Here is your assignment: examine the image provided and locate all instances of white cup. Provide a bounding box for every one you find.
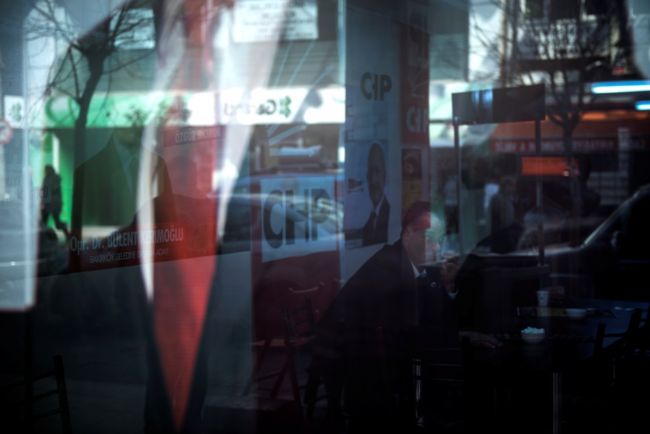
[537,290,550,307]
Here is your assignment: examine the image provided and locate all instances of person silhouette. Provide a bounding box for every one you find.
[313,202,491,433]
[41,165,69,238]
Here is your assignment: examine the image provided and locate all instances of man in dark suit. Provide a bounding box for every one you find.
[340,202,456,333]
[362,142,391,245]
[315,201,464,431]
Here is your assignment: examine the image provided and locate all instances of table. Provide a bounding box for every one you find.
[418,298,647,434]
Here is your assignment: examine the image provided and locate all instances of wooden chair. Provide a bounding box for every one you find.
[604,307,650,391]
[244,284,324,415]
[412,346,465,431]
[563,310,644,432]
[620,303,650,358]
[0,355,72,434]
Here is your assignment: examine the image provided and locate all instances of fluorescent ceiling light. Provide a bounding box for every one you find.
[635,101,650,111]
[591,81,650,94]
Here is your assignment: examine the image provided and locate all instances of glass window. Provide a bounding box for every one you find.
[1,1,649,432]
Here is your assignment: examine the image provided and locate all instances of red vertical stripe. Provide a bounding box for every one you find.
[152,1,226,430]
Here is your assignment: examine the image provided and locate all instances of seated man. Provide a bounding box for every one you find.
[313,201,498,432]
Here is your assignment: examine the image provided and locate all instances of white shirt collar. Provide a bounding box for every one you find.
[372,194,385,215]
[411,260,425,279]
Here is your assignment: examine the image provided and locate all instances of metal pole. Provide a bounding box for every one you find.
[25,309,34,431]
[552,371,562,434]
[54,355,73,434]
[535,118,544,266]
[453,118,463,257]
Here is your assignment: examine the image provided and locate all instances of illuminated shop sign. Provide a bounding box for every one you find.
[43,87,344,128]
[43,91,216,128]
[217,87,345,125]
[521,156,577,176]
[491,137,650,153]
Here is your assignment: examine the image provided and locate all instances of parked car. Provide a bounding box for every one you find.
[461,185,650,301]
[549,184,650,300]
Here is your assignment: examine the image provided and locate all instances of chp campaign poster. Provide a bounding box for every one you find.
[251,175,341,340]
[343,140,392,247]
[344,2,401,249]
[400,1,429,147]
[259,176,338,263]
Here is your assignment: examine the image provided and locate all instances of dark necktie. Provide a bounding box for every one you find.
[369,211,377,232]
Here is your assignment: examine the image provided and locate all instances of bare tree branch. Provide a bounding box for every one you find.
[103,49,154,74]
[32,0,80,50]
[68,48,81,100]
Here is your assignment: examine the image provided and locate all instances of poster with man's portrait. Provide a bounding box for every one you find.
[344,140,392,248]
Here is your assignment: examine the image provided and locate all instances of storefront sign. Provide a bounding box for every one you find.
[453,84,545,125]
[217,87,344,125]
[491,137,650,153]
[44,88,344,128]
[44,91,216,128]
[521,156,577,176]
[233,0,318,43]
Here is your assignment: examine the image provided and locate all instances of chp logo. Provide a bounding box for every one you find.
[260,177,338,262]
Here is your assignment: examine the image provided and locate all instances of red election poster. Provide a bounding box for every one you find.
[400,2,430,210]
[400,6,429,147]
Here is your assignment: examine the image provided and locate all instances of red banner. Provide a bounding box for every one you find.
[400,21,429,146]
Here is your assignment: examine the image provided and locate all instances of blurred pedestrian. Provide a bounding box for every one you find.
[41,165,69,238]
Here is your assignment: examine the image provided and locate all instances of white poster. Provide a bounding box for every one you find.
[344,5,401,249]
[260,176,338,262]
[4,96,25,129]
[233,0,318,43]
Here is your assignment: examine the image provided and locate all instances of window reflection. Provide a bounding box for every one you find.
[0,0,649,433]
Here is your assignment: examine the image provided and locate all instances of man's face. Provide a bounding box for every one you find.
[403,212,431,266]
[367,146,386,207]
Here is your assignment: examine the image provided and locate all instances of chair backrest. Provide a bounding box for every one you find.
[638,304,650,354]
[593,309,643,360]
[283,283,324,344]
[594,322,607,355]
[592,309,645,391]
[620,308,644,360]
[414,347,464,384]
[283,297,317,344]
[0,355,72,434]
